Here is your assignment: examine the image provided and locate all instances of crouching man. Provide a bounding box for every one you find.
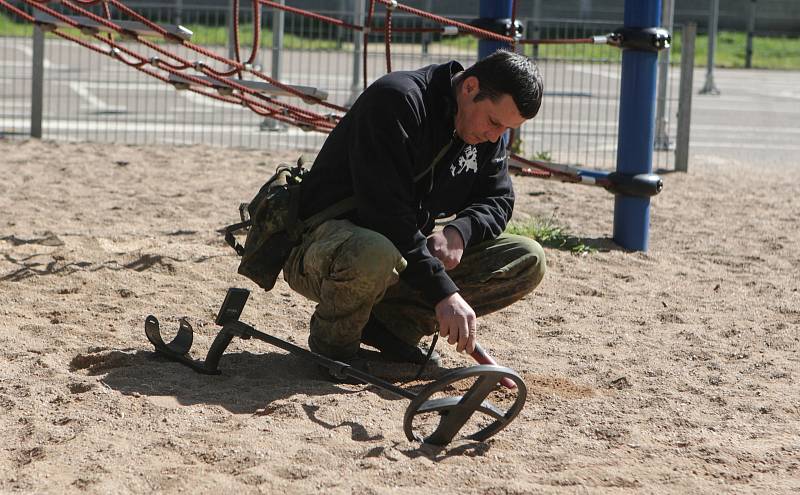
[283,50,547,378]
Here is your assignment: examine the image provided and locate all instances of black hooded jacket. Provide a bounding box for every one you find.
[297,61,515,304]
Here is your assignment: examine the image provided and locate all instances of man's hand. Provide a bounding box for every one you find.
[427,226,465,271]
[435,292,477,353]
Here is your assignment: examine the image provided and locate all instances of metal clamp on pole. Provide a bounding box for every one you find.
[605,172,663,197]
[610,26,671,51]
[468,17,524,40]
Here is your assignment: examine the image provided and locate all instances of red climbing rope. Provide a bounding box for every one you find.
[3,0,623,137]
[259,0,363,31]
[373,0,514,44]
[384,3,394,73]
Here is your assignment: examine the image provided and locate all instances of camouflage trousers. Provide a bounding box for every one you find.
[283,219,546,360]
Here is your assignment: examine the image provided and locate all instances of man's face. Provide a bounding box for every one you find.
[454,76,527,145]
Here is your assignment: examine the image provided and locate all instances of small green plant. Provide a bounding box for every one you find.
[506,217,594,254]
[533,150,552,162]
[508,135,524,155]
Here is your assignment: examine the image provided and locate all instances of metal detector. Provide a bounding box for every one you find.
[144,288,527,446]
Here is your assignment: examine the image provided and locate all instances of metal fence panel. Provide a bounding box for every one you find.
[0,3,680,171]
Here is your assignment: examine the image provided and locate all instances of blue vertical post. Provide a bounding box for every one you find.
[613,0,661,251]
[478,0,514,148]
[478,0,513,59]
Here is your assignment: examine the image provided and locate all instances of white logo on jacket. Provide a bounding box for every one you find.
[450,145,478,176]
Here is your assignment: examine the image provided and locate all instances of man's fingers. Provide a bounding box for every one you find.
[441,322,457,345]
[456,319,470,353]
[466,331,476,354]
[456,328,465,352]
[466,318,477,354]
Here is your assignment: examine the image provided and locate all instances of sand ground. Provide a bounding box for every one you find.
[0,138,798,494]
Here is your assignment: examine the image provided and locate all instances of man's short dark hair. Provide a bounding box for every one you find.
[460,50,543,119]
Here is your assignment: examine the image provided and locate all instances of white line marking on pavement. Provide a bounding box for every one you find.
[570,66,620,80]
[67,82,127,113]
[14,46,69,70]
[777,90,800,100]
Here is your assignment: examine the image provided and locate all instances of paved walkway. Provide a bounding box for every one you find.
[688,67,800,167]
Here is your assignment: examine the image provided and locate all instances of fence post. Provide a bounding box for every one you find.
[271,0,284,79]
[260,0,287,131]
[227,0,236,60]
[612,0,661,251]
[530,0,542,58]
[478,0,513,59]
[31,25,45,139]
[174,0,183,25]
[675,22,696,173]
[337,0,346,48]
[654,0,674,150]
[421,0,433,55]
[745,0,757,68]
[699,0,720,94]
[348,0,365,106]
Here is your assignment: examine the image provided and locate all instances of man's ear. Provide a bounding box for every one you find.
[462,76,480,97]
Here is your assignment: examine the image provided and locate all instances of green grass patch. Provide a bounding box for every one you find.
[506,217,594,254]
[439,35,477,51]
[669,30,800,69]
[1,13,33,36]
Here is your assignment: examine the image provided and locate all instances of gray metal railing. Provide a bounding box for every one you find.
[1,3,686,171]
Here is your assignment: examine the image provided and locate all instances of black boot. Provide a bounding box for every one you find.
[361,315,441,367]
[310,335,378,384]
[317,348,381,385]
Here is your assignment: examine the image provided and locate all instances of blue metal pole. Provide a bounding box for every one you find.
[613,0,661,251]
[478,0,513,59]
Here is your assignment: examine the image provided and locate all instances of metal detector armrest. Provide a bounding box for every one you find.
[215,288,250,326]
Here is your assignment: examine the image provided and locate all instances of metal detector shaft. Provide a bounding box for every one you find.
[470,343,517,389]
[226,321,416,400]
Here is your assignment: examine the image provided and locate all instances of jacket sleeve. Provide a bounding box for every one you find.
[446,143,515,248]
[348,87,459,304]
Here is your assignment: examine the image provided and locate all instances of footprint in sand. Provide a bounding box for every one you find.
[69,348,136,375]
[1,231,64,247]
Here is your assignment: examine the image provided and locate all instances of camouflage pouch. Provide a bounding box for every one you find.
[226,164,304,291]
[224,159,357,292]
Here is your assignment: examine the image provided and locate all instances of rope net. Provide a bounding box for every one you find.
[1,0,622,179]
